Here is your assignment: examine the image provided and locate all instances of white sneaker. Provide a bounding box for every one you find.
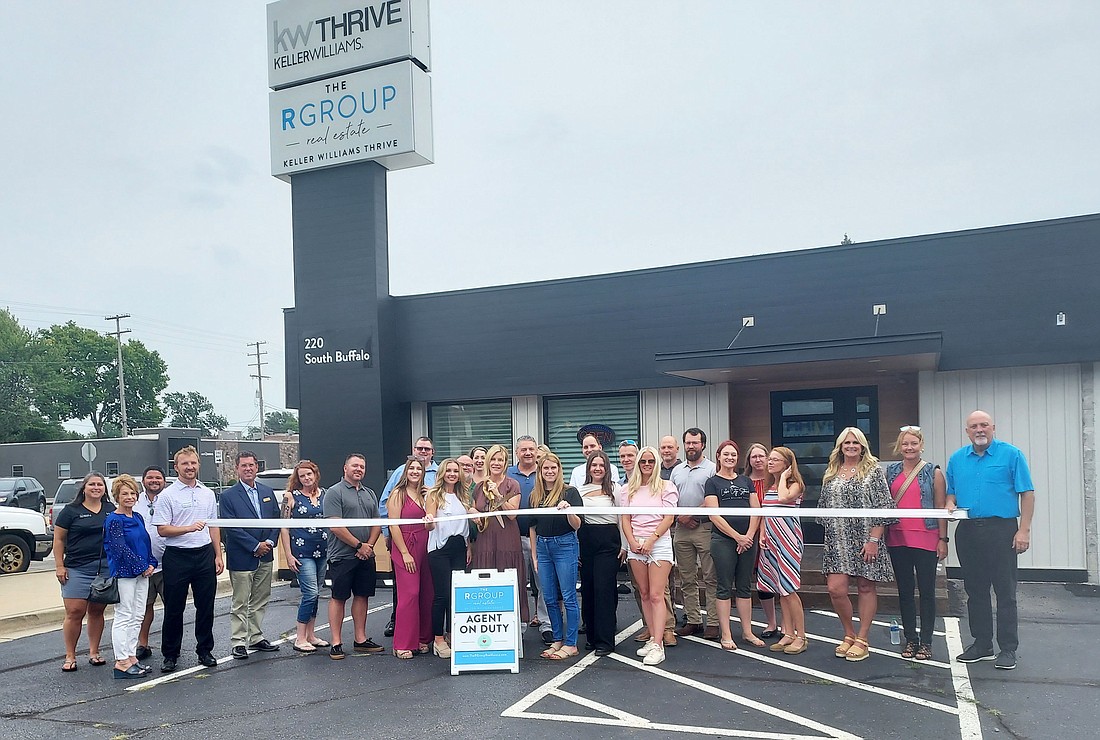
[636,640,658,657]
[642,644,666,666]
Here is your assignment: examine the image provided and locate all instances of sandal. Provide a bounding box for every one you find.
[417,644,430,655]
[546,647,578,661]
[835,635,857,658]
[915,644,933,661]
[901,641,919,659]
[541,642,563,659]
[720,639,737,651]
[783,636,809,655]
[293,641,317,653]
[62,660,78,673]
[393,649,414,659]
[769,636,794,652]
[761,627,782,639]
[845,637,870,662]
[88,655,106,666]
[308,639,330,648]
[742,633,766,648]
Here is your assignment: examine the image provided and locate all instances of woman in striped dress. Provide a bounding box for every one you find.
[757,446,808,655]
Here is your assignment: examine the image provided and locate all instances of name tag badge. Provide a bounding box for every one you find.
[181,501,193,509]
[262,497,272,503]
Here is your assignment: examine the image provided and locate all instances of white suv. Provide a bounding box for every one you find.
[0,507,52,574]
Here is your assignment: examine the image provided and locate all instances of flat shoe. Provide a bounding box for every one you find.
[309,639,330,648]
[720,639,737,651]
[293,642,317,653]
[88,656,106,666]
[761,628,782,639]
[541,643,563,658]
[546,647,578,660]
[61,660,78,673]
[743,634,766,648]
[784,637,809,655]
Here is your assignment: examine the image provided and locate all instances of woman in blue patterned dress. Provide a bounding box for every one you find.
[757,447,808,655]
[280,460,330,653]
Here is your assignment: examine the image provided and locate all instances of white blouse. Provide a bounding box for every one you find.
[427,492,470,553]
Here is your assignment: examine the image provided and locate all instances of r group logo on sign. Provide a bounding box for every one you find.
[269,60,433,178]
[267,0,431,89]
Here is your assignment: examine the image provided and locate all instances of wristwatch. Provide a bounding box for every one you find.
[355,540,365,550]
[939,537,950,543]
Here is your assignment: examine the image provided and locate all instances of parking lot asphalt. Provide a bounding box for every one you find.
[0,580,1096,740]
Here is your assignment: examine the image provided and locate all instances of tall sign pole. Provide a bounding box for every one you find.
[267,0,434,488]
[248,340,269,439]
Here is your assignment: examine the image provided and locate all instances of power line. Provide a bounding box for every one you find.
[248,341,269,439]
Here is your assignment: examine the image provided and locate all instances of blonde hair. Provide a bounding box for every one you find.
[111,474,140,503]
[426,458,470,513]
[530,453,566,508]
[892,427,925,455]
[625,446,665,501]
[822,427,879,484]
[484,444,509,473]
[173,445,199,464]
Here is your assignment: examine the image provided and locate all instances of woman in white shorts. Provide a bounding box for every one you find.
[617,446,678,666]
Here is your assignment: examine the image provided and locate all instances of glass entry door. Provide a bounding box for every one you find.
[769,386,878,543]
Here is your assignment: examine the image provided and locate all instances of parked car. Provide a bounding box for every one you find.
[0,506,52,574]
[0,477,48,514]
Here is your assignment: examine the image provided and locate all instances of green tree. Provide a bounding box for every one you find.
[32,322,168,437]
[162,391,229,437]
[246,410,299,438]
[0,309,73,442]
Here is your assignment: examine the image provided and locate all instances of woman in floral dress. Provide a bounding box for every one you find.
[819,427,897,662]
[280,460,330,653]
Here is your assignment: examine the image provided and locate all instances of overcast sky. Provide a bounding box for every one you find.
[2,1,1097,436]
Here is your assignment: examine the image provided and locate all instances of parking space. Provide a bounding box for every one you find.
[1,583,1096,739]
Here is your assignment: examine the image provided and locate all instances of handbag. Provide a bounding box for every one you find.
[88,553,120,605]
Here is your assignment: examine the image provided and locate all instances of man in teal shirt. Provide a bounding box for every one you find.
[946,410,1035,670]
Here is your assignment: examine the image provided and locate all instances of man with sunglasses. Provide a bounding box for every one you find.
[379,437,438,637]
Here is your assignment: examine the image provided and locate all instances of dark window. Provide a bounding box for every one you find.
[58,462,71,479]
[771,386,879,544]
[11,465,23,477]
[105,461,120,477]
[544,393,640,474]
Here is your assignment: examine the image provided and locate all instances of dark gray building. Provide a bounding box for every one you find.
[283,186,1100,582]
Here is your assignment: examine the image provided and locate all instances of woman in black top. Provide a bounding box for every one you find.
[704,441,763,651]
[53,472,116,672]
[529,453,582,659]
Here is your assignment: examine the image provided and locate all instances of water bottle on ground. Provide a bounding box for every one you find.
[890,618,901,645]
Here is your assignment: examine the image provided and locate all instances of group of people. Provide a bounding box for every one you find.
[52,408,1034,676]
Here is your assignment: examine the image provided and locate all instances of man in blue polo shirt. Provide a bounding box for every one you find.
[946,410,1035,670]
[508,435,553,644]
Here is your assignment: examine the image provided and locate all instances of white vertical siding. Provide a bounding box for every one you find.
[511,395,542,443]
[918,364,1085,572]
[411,402,428,441]
[641,385,730,450]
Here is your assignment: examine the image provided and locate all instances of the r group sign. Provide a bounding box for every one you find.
[267,0,431,89]
[269,60,433,179]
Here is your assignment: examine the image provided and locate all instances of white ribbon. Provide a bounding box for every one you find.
[209,505,967,529]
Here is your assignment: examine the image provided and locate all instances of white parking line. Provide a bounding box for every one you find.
[683,635,957,714]
[809,609,947,637]
[126,602,392,692]
[944,617,984,739]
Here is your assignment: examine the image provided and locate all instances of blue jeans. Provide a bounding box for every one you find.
[537,532,580,647]
[296,557,327,624]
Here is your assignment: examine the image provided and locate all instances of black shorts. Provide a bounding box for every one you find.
[327,556,377,600]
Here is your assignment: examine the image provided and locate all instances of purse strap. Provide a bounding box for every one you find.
[892,461,928,505]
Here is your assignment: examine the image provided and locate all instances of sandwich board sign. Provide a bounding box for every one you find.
[451,568,521,675]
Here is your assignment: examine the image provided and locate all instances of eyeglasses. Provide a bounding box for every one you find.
[638,459,656,466]
[899,426,921,433]
[414,446,433,452]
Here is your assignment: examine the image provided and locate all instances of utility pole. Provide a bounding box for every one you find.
[248,341,269,440]
[105,314,131,436]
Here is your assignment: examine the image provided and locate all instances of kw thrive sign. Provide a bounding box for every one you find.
[267,0,431,89]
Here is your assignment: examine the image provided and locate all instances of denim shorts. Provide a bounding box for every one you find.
[626,533,674,565]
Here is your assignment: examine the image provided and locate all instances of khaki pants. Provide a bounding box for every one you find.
[229,561,273,647]
[673,522,717,626]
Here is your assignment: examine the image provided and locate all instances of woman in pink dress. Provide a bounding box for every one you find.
[388,458,434,659]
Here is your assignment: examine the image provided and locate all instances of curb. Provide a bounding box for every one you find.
[0,577,237,639]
